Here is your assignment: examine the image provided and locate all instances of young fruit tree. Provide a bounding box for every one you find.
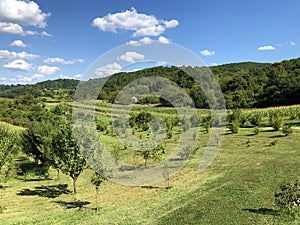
[90,172,107,211]
[52,120,86,193]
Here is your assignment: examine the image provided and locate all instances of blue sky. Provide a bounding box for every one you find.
[0,0,299,84]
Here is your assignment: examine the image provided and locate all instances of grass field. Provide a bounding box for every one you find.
[1,114,300,224]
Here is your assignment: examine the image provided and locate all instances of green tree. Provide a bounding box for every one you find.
[52,120,86,193]
[0,124,18,174]
[22,121,58,176]
[90,172,107,211]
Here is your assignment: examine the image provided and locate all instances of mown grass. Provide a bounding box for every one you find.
[1,112,300,224]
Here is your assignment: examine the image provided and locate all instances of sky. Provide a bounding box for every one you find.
[0,0,299,84]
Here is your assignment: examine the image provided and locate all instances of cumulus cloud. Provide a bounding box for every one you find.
[258,45,275,51]
[0,0,51,36]
[92,7,178,37]
[3,59,32,71]
[0,49,39,60]
[0,0,50,28]
[38,65,60,75]
[44,57,84,65]
[95,63,122,77]
[0,77,7,81]
[127,37,154,46]
[118,52,144,63]
[10,40,27,48]
[132,25,165,37]
[0,22,51,36]
[75,74,82,78]
[31,73,45,79]
[200,49,215,56]
[0,22,23,34]
[163,19,179,28]
[158,36,170,44]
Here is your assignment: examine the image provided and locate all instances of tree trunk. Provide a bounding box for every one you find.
[96,188,99,211]
[57,169,60,180]
[72,176,78,193]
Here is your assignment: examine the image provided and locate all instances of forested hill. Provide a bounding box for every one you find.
[0,57,300,108]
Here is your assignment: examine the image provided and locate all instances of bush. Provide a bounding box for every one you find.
[282,125,293,136]
[229,119,240,134]
[249,113,262,126]
[269,112,283,131]
[275,180,300,214]
[253,126,260,135]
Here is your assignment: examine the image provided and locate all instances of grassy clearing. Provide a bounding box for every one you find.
[1,120,300,224]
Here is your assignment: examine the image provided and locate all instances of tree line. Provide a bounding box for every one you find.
[0,57,300,109]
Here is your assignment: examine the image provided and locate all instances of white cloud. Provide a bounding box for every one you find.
[0,49,39,60]
[158,36,170,44]
[0,77,7,81]
[200,49,215,56]
[0,22,23,34]
[44,57,84,65]
[0,22,51,36]
[127,37,154,46]
[132,25,165,37]
[10,75,32,84]
[32,73,44,79]
[258,45,275,51]
[92,7,178,37]
[163,19,179,28]
[118,52,144,63]
[0,0,50,28]
[75,74,82,78]
[3,59,32,71]
[291,41,296,46]
[59,74,73,79]
[10,40,27,48]
[0,0,51,36]
[38,65,60,75]
[95,63,122,77]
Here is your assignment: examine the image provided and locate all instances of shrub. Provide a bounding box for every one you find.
[253,126,260,135]
[269,112,283,131]
[249,113,262,126]
[229,119,240,134]
[282,125,293,136]
[275,180,300,214]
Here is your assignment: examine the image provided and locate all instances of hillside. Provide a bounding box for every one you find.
[0,57,300,108]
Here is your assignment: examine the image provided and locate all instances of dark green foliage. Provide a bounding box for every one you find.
[275,180,300,213]
[1,57,300,108]
[21,121,56,172]
[135,111,152,131]
[282,125,293,136]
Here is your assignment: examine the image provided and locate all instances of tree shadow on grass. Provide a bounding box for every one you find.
[270,134,286,138]
[54,200,90,209]
[243,208,279,216]
[0,185,8,189]
[17,184,71,198]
